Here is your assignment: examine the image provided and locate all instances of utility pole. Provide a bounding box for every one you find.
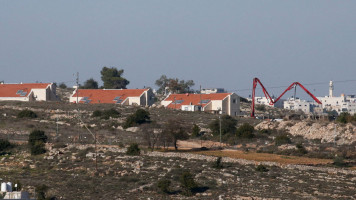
[200,85,202,111]
[76,72,80,142]
[219,115,222,148]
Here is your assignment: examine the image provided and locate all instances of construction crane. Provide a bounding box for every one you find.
[251,78,322,117]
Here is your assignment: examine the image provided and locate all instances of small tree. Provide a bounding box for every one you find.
[163,119,189,150]
[179,171,197,196]
[28,130,48,155]
[126,143,140,156]
[81,78,99,89]
[208,115,237,136]
[0,139,13,152]
[236,123,255,139]
[191,124,200,138]
[336,112,353,124]
[142,123,160,151]
[274,134,291,146]
[123,109,150,128]
[58,82,67,89]
[256,164,269,172]
[157,179,171,194]
[18,110,37,118]
[212,157,223,169]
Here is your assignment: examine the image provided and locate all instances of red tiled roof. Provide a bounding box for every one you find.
[0,83,51,98]
[71,89,148,104]
[164,93,232,109]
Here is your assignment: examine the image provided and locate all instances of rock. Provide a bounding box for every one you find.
[126,127,140,132]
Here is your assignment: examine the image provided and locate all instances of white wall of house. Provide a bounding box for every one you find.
[284,99,311,114]
[181,105,200,111]
[254,97,284,108]
[229,93,240,116]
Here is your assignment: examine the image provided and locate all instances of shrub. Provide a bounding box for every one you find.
[92,109,120,119]
[31,141,46,155]
[191,124,200,138]
[274,134,291,146]
[296,143,308,155]
[255,164,269,172]
[28,130,47,155]
[157,179,171,194]
[212,157,223,169]
[179,171,197,196]
[236,123,255,139]
[36,184,49,200]
[58,82,67,89]
[0,139,13,151]
[126,143,140,156]
[208,115,237,136]
[333,157,348,167]
[123,109,150,128]
[17,110,37,118]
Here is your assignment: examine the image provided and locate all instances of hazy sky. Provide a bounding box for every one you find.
[1,1,356,99]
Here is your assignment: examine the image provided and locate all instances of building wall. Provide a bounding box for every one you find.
[229,93,240,116]
[284,99,311,114]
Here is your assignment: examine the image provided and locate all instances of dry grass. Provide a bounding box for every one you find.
[193,149,333,165]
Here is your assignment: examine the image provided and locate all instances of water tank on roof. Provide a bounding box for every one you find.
[1,182,7,192]
[7,182,12,192]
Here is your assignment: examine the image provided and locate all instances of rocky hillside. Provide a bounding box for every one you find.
[256,120,356,145]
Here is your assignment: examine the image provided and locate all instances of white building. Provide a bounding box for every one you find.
[201,88,225,94]
[317,81,356,114]
[0,83,58,102]
[284,98,313,114]
[253,97,285,108]
[161,93,240,116]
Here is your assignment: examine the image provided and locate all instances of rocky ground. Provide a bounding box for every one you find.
[0,144,355,199]
[0,101,356,199]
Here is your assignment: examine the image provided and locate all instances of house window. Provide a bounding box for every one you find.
[233,99,237,104]
[184,107,188,111]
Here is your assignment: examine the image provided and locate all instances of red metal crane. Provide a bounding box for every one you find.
[251,78,322,117]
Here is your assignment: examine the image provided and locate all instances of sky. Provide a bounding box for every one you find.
[1,1,356,99]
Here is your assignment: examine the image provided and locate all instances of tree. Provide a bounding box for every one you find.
[0,139,13,152]
[35,184,49,200]
[336,112,353,124]
[101,67,130,89]
[163,119,189,150]
[157,179,171,194]
[141,123,161,151]
[28,130,48,155]
[191,124,201,138]
[208,115,237,136]
[123,109,150,128]
[155,75,194,94]
[58,82,67,89]
[18,110,37,118]
[179,171,198,196]
[236,123,255,139]
[126,143,140,156]
[81,78,98,89]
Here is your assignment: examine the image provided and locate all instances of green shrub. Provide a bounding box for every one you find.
[208,115,237,136]
[92,109,120,119]
[123,109,150,128]
[255,164,269,172]
[191,124,200,138]
[236,123,255,139]
[274,134,291,146]
[17,109,37,118]
[157,179,171,194]
[179,171,198,196]
[126,143,140,156]
[28,130,47,155]
[0,139,13,151]
[31,141,46,155]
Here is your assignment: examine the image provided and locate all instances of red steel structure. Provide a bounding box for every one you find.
[251,78,322,117]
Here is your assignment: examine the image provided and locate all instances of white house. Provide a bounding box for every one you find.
[284,98,313,114]
[0,83,58,102]
[69,88,155,106]
[161,93,240,116]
